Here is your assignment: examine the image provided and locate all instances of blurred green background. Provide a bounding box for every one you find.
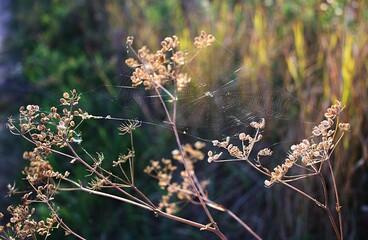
[0,0,367,239]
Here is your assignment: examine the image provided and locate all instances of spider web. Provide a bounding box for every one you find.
[175,66,314,138]
[81,45,323,152]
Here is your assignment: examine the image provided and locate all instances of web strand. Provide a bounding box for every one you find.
[80,42,323,148]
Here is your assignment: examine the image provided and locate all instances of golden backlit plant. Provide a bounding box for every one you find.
[206,100,349,239]
[1,32,349,240]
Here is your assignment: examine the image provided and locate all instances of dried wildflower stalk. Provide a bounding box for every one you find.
[145,142,261,239]
[3,89,212,239]
[2,31,349,240]
[125,31,261,239]
[207,101,348,240]
[124,31,233,239]
[2,32,238,240]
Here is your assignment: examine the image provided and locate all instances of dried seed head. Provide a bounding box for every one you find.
[118,120,141,135]
[338,123,350,131]
[194,141,205,149]
[324,100,343,119]
[212,140,220,146]
[194,31,215,49]
[207,150,213,157]
[250,118,265,129]
[172,51,186,65]
[125,58,140,67]
[176,73,191,91]
[264,179,272,187]
[239,133,246,140]
[208,152,222,163]
[161,36,179,51]
[312,127,321,136]
[126,36,134,45]
[171,149,180,156]
[258,148,273,156]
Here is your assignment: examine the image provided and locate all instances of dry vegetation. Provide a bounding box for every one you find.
[1,1,367,239]
[0,32,351,240]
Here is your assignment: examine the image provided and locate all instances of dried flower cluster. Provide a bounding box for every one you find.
[125,31,214,91]
[194,31,216,49]
[2,90,90,239]
[22,151,68,185]
[264,101,349,187]
[6,90,77,188]
[144,142,209,214]
[207,118,270,163]
[0,205,57,239]
[0,147,70,239]
[8,89,90,152]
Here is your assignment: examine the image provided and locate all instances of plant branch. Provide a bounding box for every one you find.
[327,159,343,240]
[205,200,262,240]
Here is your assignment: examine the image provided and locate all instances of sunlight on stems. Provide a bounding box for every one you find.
[206,100,348,239]
[2,30,352,240]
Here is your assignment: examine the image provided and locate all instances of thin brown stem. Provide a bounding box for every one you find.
[325,206,341,240]
[316,170,329,207]
[172,74,178,124]
[171,122,217,224]
[66,143,155,209]
[119,44,222,235]
[205,201,262,240]
[152,85,218,226]
[317,169,341,239]
[80,148,130,185]
[129,131,135,186]
[280,180,341,239]
[98,166,130,185]
[279,181,324,207]
[62,178,225,238]
[47,203,86,240]
[130,185,157,209]
[327,159,343,240]
[29,183,86,240]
